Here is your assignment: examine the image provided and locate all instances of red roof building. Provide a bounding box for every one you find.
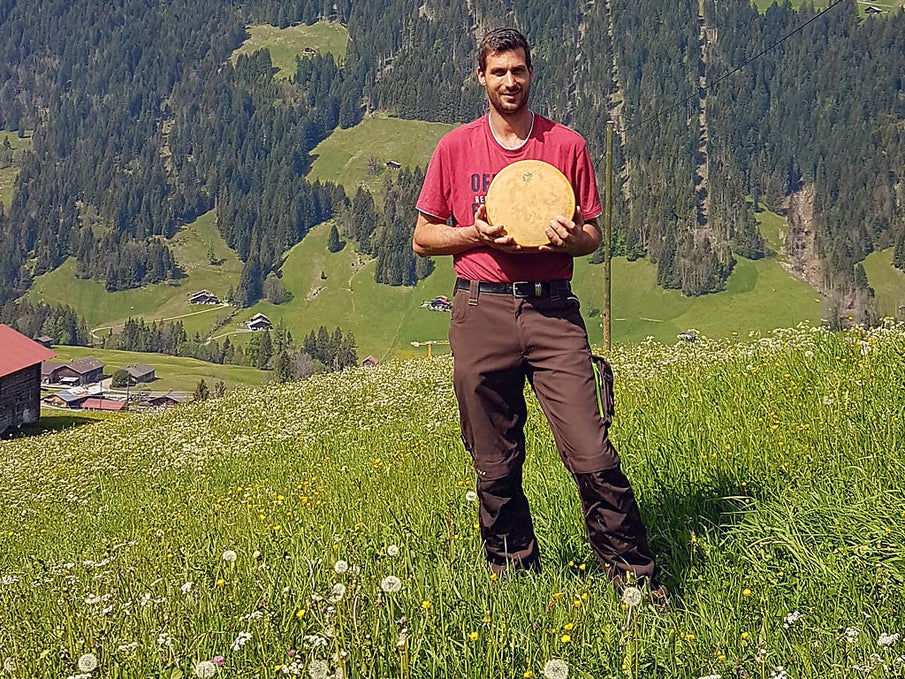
[82,398,127,412]
[0,324,57,434]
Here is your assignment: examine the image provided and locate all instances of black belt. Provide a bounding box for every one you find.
[454,278,571,299]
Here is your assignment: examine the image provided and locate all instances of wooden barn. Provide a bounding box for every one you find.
[0,324,57,435]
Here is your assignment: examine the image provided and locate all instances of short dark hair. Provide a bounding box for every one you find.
[477,28,531,72]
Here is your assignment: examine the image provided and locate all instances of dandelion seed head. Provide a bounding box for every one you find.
[77,653,98,672]
[307,658,330,679]
[386,544,399,557]
[543,658,569,679]
[621,586,643,608]
[222,550,238,563]
[380,575,402,593]
[194,660,217,678]
[329,582,346,602]
[333,560,349,574]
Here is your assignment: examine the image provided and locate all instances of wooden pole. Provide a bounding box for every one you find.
[603,120,614,354]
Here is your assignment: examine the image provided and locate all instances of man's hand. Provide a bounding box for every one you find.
[473,204,522,253]
[538,206,600,256]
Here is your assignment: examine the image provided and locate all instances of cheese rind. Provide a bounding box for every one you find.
[485,160,576,248]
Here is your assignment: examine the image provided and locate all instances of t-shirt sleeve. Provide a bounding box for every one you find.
[574,142,603,221]
[416,140,452,220]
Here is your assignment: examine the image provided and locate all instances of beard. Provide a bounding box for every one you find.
[486,82,531,115]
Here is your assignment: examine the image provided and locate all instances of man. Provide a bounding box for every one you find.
[413,28,660,591]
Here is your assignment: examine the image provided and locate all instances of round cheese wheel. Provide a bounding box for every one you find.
[485,160,576,248]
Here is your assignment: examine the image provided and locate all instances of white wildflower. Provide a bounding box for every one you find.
[329,583,346,603]
[879,632,900,649]
[181,581,193,594]
[252,550,262,560]
[194,660,217,678]
[783,610,802,628]
[3,658,17,673]
[302,635,328,648]
[543,658,569,679]
[1,576,19,586]
[769,666,788,679]
[230,631,252,651]
[85,593,101,605]
[621,586,643,608]
[116,642,138,652]
[77,653,98,672]
[844,627,860,644]
[222,550,238,563]
[156,632,173,648]
[699,675,722,679]
[140,592,152,607]
[333,560,349,574]
[308,659,330,679]
[386,545,400,557]
[380,575,402,593]
[465,491,478,502]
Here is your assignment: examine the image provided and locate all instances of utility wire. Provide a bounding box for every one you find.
[634,0,848,128]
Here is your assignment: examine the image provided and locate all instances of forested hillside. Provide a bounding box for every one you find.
[0,0,902,324]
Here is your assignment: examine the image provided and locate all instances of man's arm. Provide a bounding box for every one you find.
[412,205,522,257]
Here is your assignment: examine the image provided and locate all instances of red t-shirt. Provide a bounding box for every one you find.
[416,113,602,283]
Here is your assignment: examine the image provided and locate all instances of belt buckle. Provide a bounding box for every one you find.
[511,281,543,298]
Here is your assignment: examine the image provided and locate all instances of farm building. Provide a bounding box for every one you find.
[82,398,127,412]
[0,324,57,435]
[190,290,220,305]
[361,355,379,368]
[41,361,67,384]
[147,392,186,409]
[53,357,105,385]
[33,335,53,348]
[125,363,155,384]
[247,313,272,331]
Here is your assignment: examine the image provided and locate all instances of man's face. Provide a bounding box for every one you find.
[477,48,533,115]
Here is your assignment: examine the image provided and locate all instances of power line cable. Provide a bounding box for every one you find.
[633,0,849,129]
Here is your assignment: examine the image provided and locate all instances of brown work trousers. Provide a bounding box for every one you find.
[448,281,656,583]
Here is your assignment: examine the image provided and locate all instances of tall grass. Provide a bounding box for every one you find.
[1,322,903,678]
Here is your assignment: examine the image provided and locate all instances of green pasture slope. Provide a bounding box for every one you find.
[308,114,455,196]
[231,21,349,78]
[2,323,904,677]
[864,247,905,318]
[27,210,242,338]
[0,130,31,209]
[230,213,822,359]
[49,345,266,392]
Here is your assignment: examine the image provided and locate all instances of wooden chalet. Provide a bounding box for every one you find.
[246,313,272,332]
[33,335,53,348]
[54,357,105,385]
[147,392,185,409]
[0,324,57,434]
[361,355,379,368]
[41,361,67,384]
[864,5,882,14]
[385,160,402,169]
[125,363,155,384]
[190,290,220,305]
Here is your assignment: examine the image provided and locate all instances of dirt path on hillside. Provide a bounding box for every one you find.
[90,303,231,339]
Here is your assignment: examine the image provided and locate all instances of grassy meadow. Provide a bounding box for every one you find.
[863,248,905,319]
[308,115,455,196]
[231,22,349,78]
[27,210,242,338]
[48,345,267,392]
[0,130,31,209]
[1,322,904,677]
